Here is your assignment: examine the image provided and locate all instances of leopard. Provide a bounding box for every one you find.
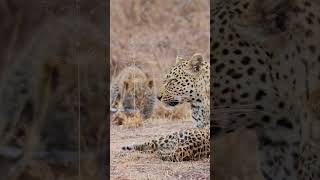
[112,107,143,128]
[211,0,320,179]
[110,66,155,120]
[122,53,210,162]
[0,16,107,179]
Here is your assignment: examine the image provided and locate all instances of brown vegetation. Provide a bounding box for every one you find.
[111,0,210,179]
[111,120,210,180]
[112,111,143,128]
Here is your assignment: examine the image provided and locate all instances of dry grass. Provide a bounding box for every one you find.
[110,0,209,178]
[111,120,209,180]
[110,0,209,121]
[110,0,210,89]
[109,0,266,178]
[112,111,143,128]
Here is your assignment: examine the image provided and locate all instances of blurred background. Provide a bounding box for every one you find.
[111,0,210,83]
[0,0,108,179]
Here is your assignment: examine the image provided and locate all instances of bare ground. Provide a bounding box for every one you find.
[111,119,209,180]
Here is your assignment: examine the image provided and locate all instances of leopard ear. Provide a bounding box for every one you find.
[189,53,205,72]
[146,79,153,89]
[176,55,184,64]
[144,73,153,88]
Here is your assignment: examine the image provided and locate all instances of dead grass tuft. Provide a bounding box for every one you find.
[112,111,143,128]
[123,112,143,129]
[151,102,191,121]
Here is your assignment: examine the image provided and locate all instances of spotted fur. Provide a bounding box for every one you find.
[211,0,320,179]
[122,53,210,161]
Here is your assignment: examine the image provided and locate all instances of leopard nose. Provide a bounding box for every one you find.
[157,95,162,100]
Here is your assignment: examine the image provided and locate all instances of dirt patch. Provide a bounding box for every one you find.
[111,119,209,180]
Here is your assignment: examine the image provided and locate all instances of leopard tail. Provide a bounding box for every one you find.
[122,139,159,153]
